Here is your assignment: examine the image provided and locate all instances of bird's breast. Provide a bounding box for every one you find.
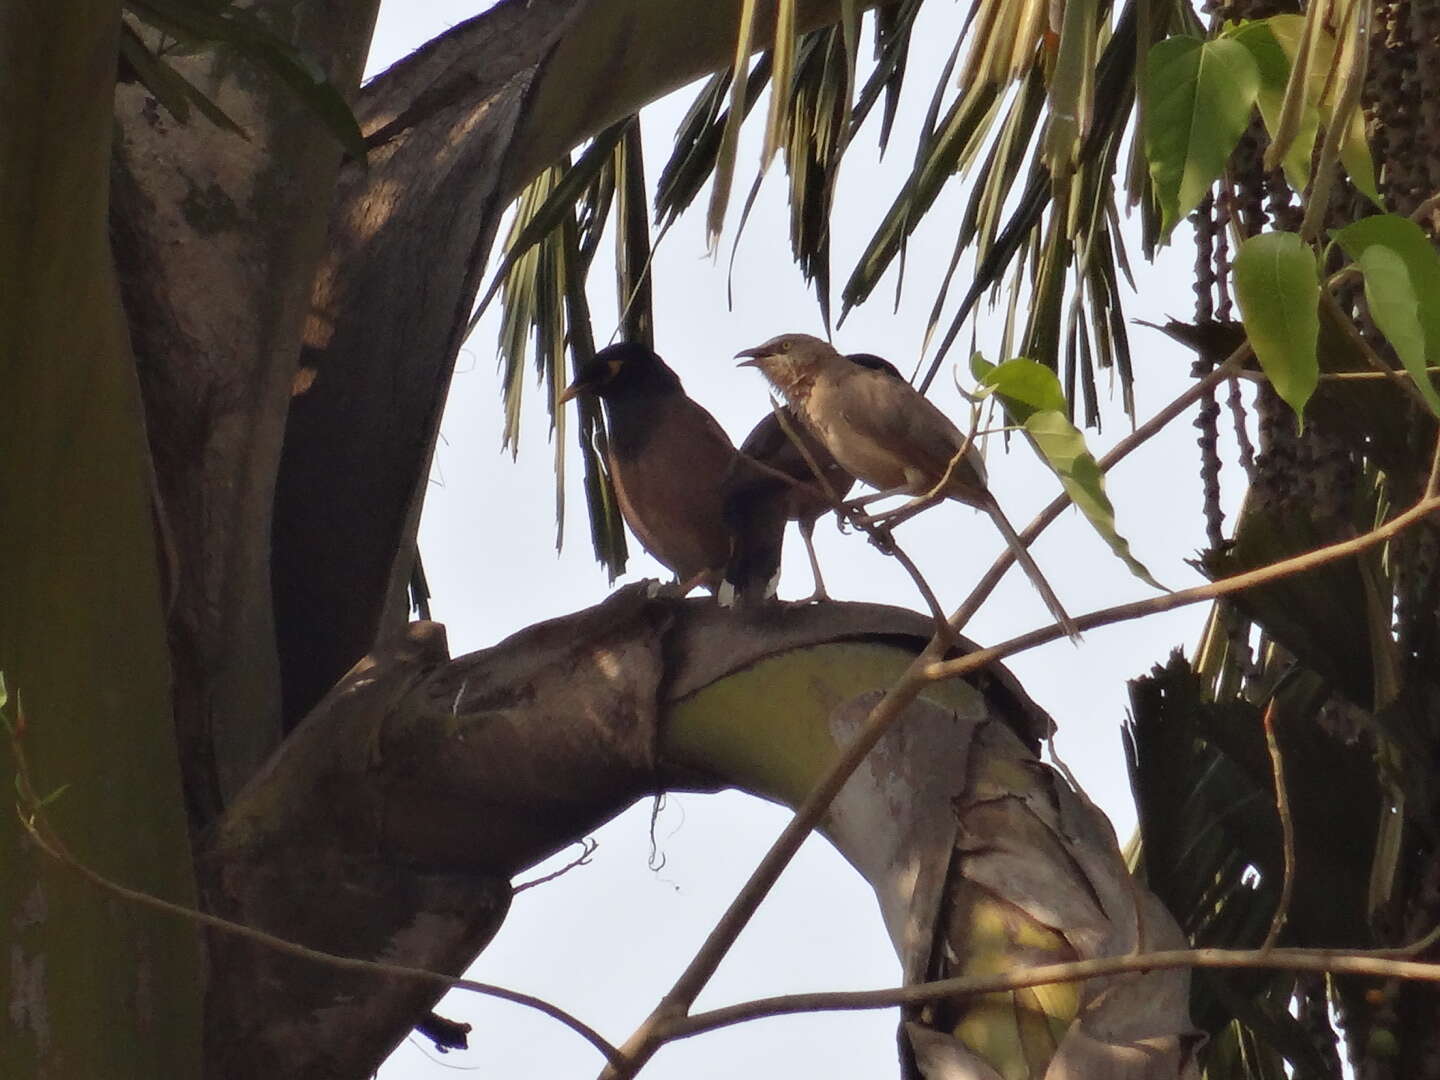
[605,397,734,582]
[800,381,912,492]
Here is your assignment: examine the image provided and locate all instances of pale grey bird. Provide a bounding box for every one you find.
[722,353,906,603]
[735,332,1080,641]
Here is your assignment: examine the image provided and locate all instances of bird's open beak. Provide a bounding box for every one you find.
[735,345,767,368]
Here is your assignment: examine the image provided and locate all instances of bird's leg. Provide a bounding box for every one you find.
[853,451,969,530]
[796,519,830,602]
[840,485,920,528]
[649,569,718,600]
[841,488,904,513]
[861,492,944,529]
[850,488,944,531]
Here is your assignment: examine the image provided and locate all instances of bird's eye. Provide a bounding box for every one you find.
[779,340,791,353]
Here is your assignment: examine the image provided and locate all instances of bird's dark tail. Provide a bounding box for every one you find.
[983,500,1082,643]
[721,477,787,606]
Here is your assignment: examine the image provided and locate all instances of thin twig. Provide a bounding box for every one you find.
[1317,369,1440,382]
[9,778,624,1068]
[665,945,1440,1041]
[1319,291,1433,414]
[926,495,1440,681]
[1260,699,1296,952]
[514,837,598,893]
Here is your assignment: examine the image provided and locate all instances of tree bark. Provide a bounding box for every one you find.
[111,0,383,824]
[0,3,202,1076]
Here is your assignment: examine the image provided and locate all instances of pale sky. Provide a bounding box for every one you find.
[365,3,1242,1076]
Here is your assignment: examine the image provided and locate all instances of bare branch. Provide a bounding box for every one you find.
[666,945,1440,1041]
[1260,699,1296,953]
[514,838,599,893]
[927,494,1440,681]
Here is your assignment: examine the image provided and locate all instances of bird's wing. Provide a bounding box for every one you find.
[609,395,737,584]
[739,411,790,461]
[839,370,977,477]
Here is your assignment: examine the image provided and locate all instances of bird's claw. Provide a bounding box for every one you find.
[645,577,704,600]
[866,526,897,555]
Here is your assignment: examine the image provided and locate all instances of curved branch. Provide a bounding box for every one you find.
[205,593,1039,1078]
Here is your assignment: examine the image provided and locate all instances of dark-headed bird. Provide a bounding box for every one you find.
[735,333,1080,640]
[722,354,904,603]
[559,342,737,594]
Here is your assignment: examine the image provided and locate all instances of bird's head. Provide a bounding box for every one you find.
[559,342,676,404]
[735,334,841,400]
[735,333,833,370]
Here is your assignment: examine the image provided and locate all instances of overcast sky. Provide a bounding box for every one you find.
[365,3,1243,1077]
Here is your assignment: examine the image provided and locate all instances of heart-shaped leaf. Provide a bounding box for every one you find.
[976,358,1165,589]
[1335,214,1440,417]
[1144,36,1260,241]
[1233,231,1320,423]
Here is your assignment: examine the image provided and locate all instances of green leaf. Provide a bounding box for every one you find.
[1233,231,1320,422]
[1143,36,1259,240]
[1338,109,1381,208]
[1229,19,1318,193]
[1334,214,1440,418]
[975,356,1067,416]
[1357,247,1437,414]
[1230,15,1380,205]
[978,359,1165,589]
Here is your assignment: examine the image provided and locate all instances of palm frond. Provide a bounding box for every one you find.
[487,0,1197,573]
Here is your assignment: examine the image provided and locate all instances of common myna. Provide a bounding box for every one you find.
[722,353,904,602]
[736,333,1080,640]
[559,342,736,594]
